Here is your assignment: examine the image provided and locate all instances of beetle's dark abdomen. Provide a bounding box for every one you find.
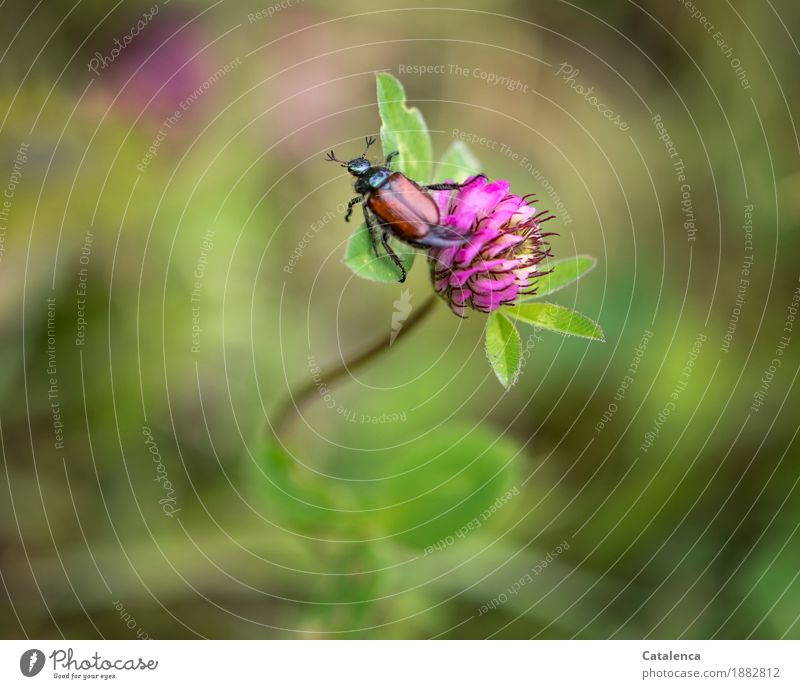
[368,172,440,240]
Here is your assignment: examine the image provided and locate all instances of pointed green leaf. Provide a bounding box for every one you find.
[434,141,482,182]
[485,311,522,388]
[521,254,597,301]
[376,72,433,183]
[343,222,415,282]
[504,302,605,342]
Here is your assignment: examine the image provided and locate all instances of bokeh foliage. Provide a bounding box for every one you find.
[0,0,799,639]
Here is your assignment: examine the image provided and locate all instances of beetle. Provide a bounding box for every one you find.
[326,136,473,282]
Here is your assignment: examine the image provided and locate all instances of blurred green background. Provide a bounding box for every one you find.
[1,0,799,639]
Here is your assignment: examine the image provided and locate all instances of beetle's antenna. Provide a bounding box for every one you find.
[362,135,377,156]
[324,150,347,167]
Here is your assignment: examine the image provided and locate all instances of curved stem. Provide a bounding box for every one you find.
[272,295,438,439]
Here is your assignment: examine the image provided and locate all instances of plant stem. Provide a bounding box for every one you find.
[271,294,438,439]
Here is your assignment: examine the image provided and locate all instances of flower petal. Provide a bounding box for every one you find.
[482,232,525,258]
[455,227,501,265]
[471,271,520,292]
[426,175,554,314]
[452,178,508,226]
[472,284,519,311]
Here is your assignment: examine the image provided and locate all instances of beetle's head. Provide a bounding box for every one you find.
[345,157,370,176]
[324,136,378,177]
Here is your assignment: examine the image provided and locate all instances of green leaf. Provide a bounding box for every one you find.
[434,140,482,182]
[336,423,521,549]
[504,302,605,342]
[520,254,597,301]
[376,72,433,183]
[259,422,522,545]
[343,222,416,282]
[484,311,522,388]
[254,444,336,531]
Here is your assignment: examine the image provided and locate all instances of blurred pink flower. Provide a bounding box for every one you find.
[89,14,216,128]
[428,175,555,316]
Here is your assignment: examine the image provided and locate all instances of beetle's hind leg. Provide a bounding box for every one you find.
[363,206,406,282]
[345,196,363,222]
[363,205,380,256]
[381,231,407,283]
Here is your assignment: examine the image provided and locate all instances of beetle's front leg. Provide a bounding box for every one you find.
[426,174,486,192]
[384,150,399,167]
[425,181,466,191]
[345,196,363,223]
